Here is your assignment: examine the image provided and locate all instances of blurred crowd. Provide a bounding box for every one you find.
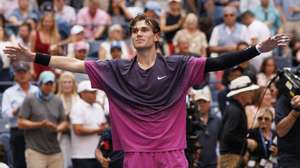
[0,0,299,168]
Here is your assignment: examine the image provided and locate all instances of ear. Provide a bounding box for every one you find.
[154,33,160,42]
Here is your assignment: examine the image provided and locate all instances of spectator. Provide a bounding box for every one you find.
[241,10,272,71]
[18,71,67,168]
[248,108,278,167]
[98,24,130,60]
[7,0,38,31]
[76,0,111,40]
[110,41,122,60]
[256,57,277,87]
[160,0,184,55]
[173,35,193,56]
[1,62,38,168]
[30,12,61,79]
[70,80,107,168]
[240,0,261,13]
[219,76,259,168]
[54,0,76,26]
[14,22,32,47]
[253,0,282,35]
[57,72,80,168]
[173,13,208,57]
[73,41,90,83]
[144,0,161,21]
[192,86,221,168]
[108,0,133,26]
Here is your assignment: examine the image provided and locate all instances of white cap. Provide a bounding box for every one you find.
[77,80,97,93]
[193,86,211,102]
[71,25,84,35]
[168,0,181,3]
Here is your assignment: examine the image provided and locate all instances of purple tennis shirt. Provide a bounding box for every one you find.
[85,55,206,152]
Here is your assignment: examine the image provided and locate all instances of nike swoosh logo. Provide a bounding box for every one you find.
[157,76,167,80]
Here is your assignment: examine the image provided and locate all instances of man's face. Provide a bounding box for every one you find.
[41,82,55,95]
[223,12,236,26]
[19,0,29,10]
[197,100,210,114]
[80,91,97,104]
[75,49,87,60]
[111,48,122,59]
[19,25,30,39]
[240,90,256,105]
[15,70,31,83]
[131,20,159,51]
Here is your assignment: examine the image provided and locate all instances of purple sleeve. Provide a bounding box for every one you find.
[84,60,108,91]
[187,57,207,86]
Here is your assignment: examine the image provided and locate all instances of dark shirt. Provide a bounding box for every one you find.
[164,12,181,43]
[220,99,248,155]
[275,95,300,157]
[197,112,222,168]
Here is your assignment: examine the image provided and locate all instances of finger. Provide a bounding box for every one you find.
[18,43,26,50]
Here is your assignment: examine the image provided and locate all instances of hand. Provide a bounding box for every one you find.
[99,156,110,168]
[256,34,290,53]
[45,121,57,130]
[97,123,108,134]
[4,43,36,62]
[269,145,278,156]
[291,95,300,109]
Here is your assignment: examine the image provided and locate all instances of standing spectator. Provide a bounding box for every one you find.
[2,62,38,168]
[18,71,67,168]
[160,0,184,55]
[98,24,129,60]
[70,80,107,168]
[253,0,282,35]
[219,76,259,168]
[193,86,222,168]
[30,12,61,79]
[173,13,208,57]
[14,22,32,47]
[256,57,277,87]
[54,0,76,26]
[7,0,38,32]
[108,0,133,26]
[76,0,111,40]
[241,10,272,71]
[57,72,80,168]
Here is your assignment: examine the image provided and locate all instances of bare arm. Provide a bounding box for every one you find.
[276,110,299,137]
[72,124,104,136]
[18,117,46,129]
[160,13,182,33]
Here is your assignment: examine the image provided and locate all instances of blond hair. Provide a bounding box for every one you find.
[37,12,60,44]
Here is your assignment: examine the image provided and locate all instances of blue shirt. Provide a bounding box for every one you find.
[275,0,300,21]
[9,8,38,23]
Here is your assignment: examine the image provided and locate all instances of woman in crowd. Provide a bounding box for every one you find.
[248,108,278,167]
[30,12,61,79]
[57,72,80,168]
[108,0,132,26]
[256,57,277,87]
[173,13,207,57]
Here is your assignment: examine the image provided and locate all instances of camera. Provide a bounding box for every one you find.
[276,67,300,99]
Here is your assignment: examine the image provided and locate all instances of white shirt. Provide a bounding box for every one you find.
[0,41,13,69]
[55,5,76,25]
[1,83,38,127]
[70,98,106,159]
[100,41,129,60]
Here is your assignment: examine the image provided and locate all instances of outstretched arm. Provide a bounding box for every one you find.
[4,44,85,73]
[205,34,289,72]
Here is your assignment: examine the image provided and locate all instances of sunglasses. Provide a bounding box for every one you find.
[224,14,235,17]
[257,117,271,122]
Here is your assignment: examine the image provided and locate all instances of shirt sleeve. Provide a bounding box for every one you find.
[209,27,219,46]
[187,57,207,86]
[19,96,32,119]
[84,60,109,91]
[1,90,13,118]
[58,100,65,122]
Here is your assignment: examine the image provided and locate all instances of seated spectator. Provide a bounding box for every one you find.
[7,0,38,32]
[173,35,194,56]
[70,80,107,168]
[173,13,208,57]
[98,24,130,60]
[54,0,76,26]
[160,0,184,55]
[76,0,111,40]
[14,22,32,47]
[144,0,161,21]
[256,57,277,87]
[110,41,122,60]
[108,0,133,26]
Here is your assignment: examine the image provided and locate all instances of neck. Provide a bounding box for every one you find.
[63,93,72,97]
[136,46,157,70]
[19,82,30,91]
[262,128,271,138]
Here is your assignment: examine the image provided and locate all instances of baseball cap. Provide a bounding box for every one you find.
[110,41,122,51]
[71,25,84,35]
[193,86,211,102]
[168,0,181,3]
[145,1,161,16]
[13,62,30,72]
[38,71,55,84]
[77,80,97,93]
[74,41,90,51]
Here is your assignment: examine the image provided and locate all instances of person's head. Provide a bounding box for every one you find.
[13,62,31,84]
[74,41,89,60]
[87,0,100,16]
[38,71,56,95]
[130,14,160,51]
[193,86,211,115]
[183,13,198,31]
[241,10,255,26]
[18,22,32,39]
[144,0,161,19]
[227,76,259,106]
[38,12,60,43]
[176,34,190,54]
[168,0,182,14]
[256,108,273,130]
[78,80,97,104]
[54,0,65,9]
[57,72,77,96]
[260,57,277,75]
[18,0,29,11]
[108,24,123,41]
[222,66,243,86]
[70,25,85,41]
[236,42,250,68]
[110,41,122,59]
[223,6,237,26]
[261,0,270,8]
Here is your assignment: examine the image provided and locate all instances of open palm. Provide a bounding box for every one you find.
[3,43,35,62]
[258,34,290,53]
